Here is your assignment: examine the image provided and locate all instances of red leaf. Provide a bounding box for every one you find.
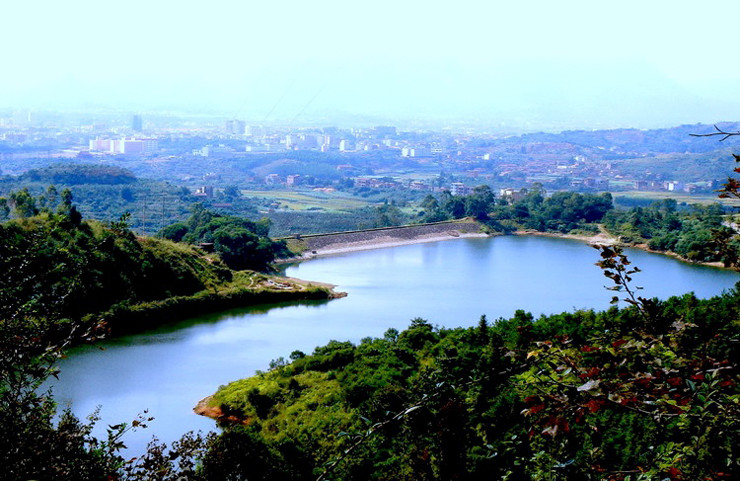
[620,396,639,406]
[667,377,683,387]
[584,399,607,413]
[529,404,545,414]
[634,378,651,389]
[666,466,681,480]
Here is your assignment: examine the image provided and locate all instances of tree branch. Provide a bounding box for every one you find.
[689,124,740,141]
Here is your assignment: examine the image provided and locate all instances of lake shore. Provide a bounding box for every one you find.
[297,231,490,258]
[100,274,344,336]
[513,229,619,246]
[288,224,730,271]
[281,219,488,260]
[514,229,728,269]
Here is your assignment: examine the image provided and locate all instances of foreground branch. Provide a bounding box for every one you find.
[689,124,740,141]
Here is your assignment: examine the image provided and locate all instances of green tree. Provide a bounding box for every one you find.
[0,197,8,220]
[9,188,38,218]
[465,185,496,220]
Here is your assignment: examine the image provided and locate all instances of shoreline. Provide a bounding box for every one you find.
[294,231,490,259]
[513,229,619,246]
[514,229,728,270]
[285,225,730,271]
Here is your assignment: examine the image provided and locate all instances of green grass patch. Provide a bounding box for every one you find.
[242,189,373,212]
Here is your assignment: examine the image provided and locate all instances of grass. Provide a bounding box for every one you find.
[241,189,373,212]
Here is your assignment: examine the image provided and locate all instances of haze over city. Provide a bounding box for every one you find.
[3,0,740,131]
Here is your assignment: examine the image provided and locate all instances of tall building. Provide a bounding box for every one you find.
[225,120,245,135]
[132,115,143,132]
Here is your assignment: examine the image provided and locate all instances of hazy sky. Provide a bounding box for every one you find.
[3,0,740,130]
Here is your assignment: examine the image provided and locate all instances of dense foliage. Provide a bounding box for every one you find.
[419,187,614,234]
[0,169,198,234]
[158,203,289,270]
[602,200,740,264]
[19,164,138,185]
[490,190,614,233]
[0,198,233,324]
[0,199,222,479]
[209,262,739,480]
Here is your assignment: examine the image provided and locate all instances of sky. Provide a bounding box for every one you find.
[3,0,740,131]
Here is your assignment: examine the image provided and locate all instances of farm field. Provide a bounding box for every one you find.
[241,189,374,212]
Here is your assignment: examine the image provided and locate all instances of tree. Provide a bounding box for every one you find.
[0,197,8,220]
[691,125,740,267]
[465,185,496,220]
[8,188,38,218]
[443,195,466,219]
[160,205,286,271]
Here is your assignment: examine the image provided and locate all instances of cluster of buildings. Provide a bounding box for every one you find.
[0,111,723,198]
[89,136,158,154]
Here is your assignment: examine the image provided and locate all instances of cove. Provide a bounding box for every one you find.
[50,235,740,454]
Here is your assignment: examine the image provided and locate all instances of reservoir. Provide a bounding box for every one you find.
[51,235,740,454]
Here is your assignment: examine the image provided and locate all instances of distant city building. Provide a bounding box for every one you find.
[194,144,236,157]
[132,114,143,132]
[286,175,301,186]
[500,187,526,202]
[450,182,471,196]
[285,133,320,150]
[89,138,112,151]
[265,173,282,184]
[89,136,158,154]
[245,125,265,137]
[225,120,246,135]
[194,186,214,198]
[409,180,431,191]
[665,180,684,192]
[402,147,431,158]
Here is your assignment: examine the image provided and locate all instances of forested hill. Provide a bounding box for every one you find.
[18,164,137,185]
[0,194,332,334]
[203,250,740,480]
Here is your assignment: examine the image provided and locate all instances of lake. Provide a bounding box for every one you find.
[51,235,740,454]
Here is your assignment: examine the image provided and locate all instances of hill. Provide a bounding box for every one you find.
[199,257,740,480]
[0,201,337,335]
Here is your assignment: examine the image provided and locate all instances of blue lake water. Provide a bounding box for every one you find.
[51,235,740,454]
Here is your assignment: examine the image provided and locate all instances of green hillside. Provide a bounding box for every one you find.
[204,250,739,480]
